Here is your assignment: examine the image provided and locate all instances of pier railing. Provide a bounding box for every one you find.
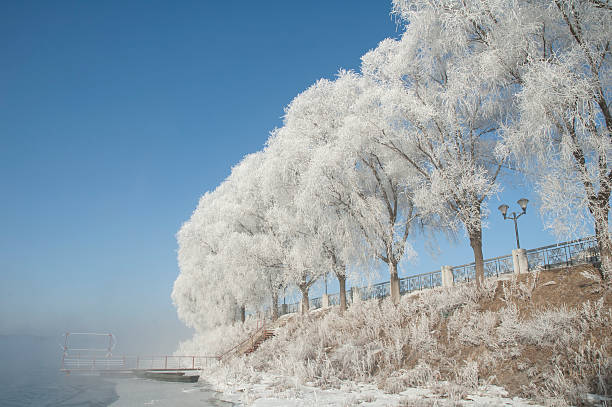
[60,354,218,373]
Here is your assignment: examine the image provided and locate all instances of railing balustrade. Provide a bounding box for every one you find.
[61,354,217,372]
[286,303,298,314]
[453,254,514,283]
[484,255,514,278]
[526,236,599,270]
[272,236,600,317]
[399,270,442,294]
[309,296,322,309]
[360,281,390,301]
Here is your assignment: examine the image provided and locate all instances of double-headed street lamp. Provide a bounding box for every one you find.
[498,198,529,249]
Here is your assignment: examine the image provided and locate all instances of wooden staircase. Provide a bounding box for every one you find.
[216,321,277,361]
[245,329,275,354]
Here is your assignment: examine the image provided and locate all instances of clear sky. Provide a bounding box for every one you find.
[0,1,570,355]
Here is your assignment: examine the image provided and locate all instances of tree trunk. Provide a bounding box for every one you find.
[271,291,279,321]
[300,285,309,314]
[469,229,484,290]
[240,305,246,323]
[390,262,400,304]
[338,273,347,313]
[592,204,611,280]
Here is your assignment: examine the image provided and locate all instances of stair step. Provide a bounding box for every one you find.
[240,326,277,355]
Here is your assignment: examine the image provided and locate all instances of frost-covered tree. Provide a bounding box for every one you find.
[358,23,508,288]
[502,2,612,278]
[283,73,367,312]
[222,152,288,319]
[302,73,422,304]
[174,151,291,328]
[261,128,330,314]
[392,0,611,278]
[173,187,243,330]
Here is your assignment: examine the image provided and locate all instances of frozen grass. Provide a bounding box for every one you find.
[192,267,611,406]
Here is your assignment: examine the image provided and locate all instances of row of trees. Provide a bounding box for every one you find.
[173,0,611,333]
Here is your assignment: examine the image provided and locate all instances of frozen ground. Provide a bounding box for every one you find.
[109,377,233,407]
[212,372,543,407]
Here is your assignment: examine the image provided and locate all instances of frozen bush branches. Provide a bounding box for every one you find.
[203,269,610,405]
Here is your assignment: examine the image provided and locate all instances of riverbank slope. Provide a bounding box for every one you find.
[196,265,611,406]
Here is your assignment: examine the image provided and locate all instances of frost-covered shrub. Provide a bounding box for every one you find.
[211,356,263,392]
[517,306,578,348]
[408,314,437,353]
[496,303,580,349]
[381,361,440,393]
[578,298,611,331]
[455,361,479,390]
[496,301,590,367]
[533,340,612,405]
[480,275,499,300]
[496,303,520,346]
[541,364,587,406]
[239,284,491,389]
[447,309,498,346]
[192,265,609,407]
[330,341,383,380]
[430,380,470,401]
[500,271,540,304]
[417,285,474,316]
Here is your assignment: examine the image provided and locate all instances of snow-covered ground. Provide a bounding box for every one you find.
[210,372,542,407]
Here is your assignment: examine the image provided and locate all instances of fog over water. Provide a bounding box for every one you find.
[0,335,233,406]
[0,335,118,406]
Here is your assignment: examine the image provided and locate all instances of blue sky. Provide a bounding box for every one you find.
[0,1,565,354]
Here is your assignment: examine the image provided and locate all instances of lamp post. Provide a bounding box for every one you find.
[498,198,529,249]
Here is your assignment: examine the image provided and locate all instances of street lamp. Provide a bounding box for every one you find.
[498,198,529,249]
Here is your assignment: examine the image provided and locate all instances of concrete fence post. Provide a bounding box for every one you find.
[322,294,330,308]
[512,248,528,274]
[298,300,303,314]
[351,287,361,304]
[441,266,454,287]
[281,304,288,315]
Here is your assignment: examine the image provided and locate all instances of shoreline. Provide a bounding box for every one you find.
[207,370,543,407]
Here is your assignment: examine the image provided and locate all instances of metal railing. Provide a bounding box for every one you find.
[273,236,601,317]
[400,270,442,293]
[61,354,217,372]
[360,281,390,301]
[452,253,515,283]
[484,254,515,277]
[309,296,322,309]
[526,236,599,270]
[278,302,298,317]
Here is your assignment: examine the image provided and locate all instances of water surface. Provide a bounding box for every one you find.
[0,335,232,406]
